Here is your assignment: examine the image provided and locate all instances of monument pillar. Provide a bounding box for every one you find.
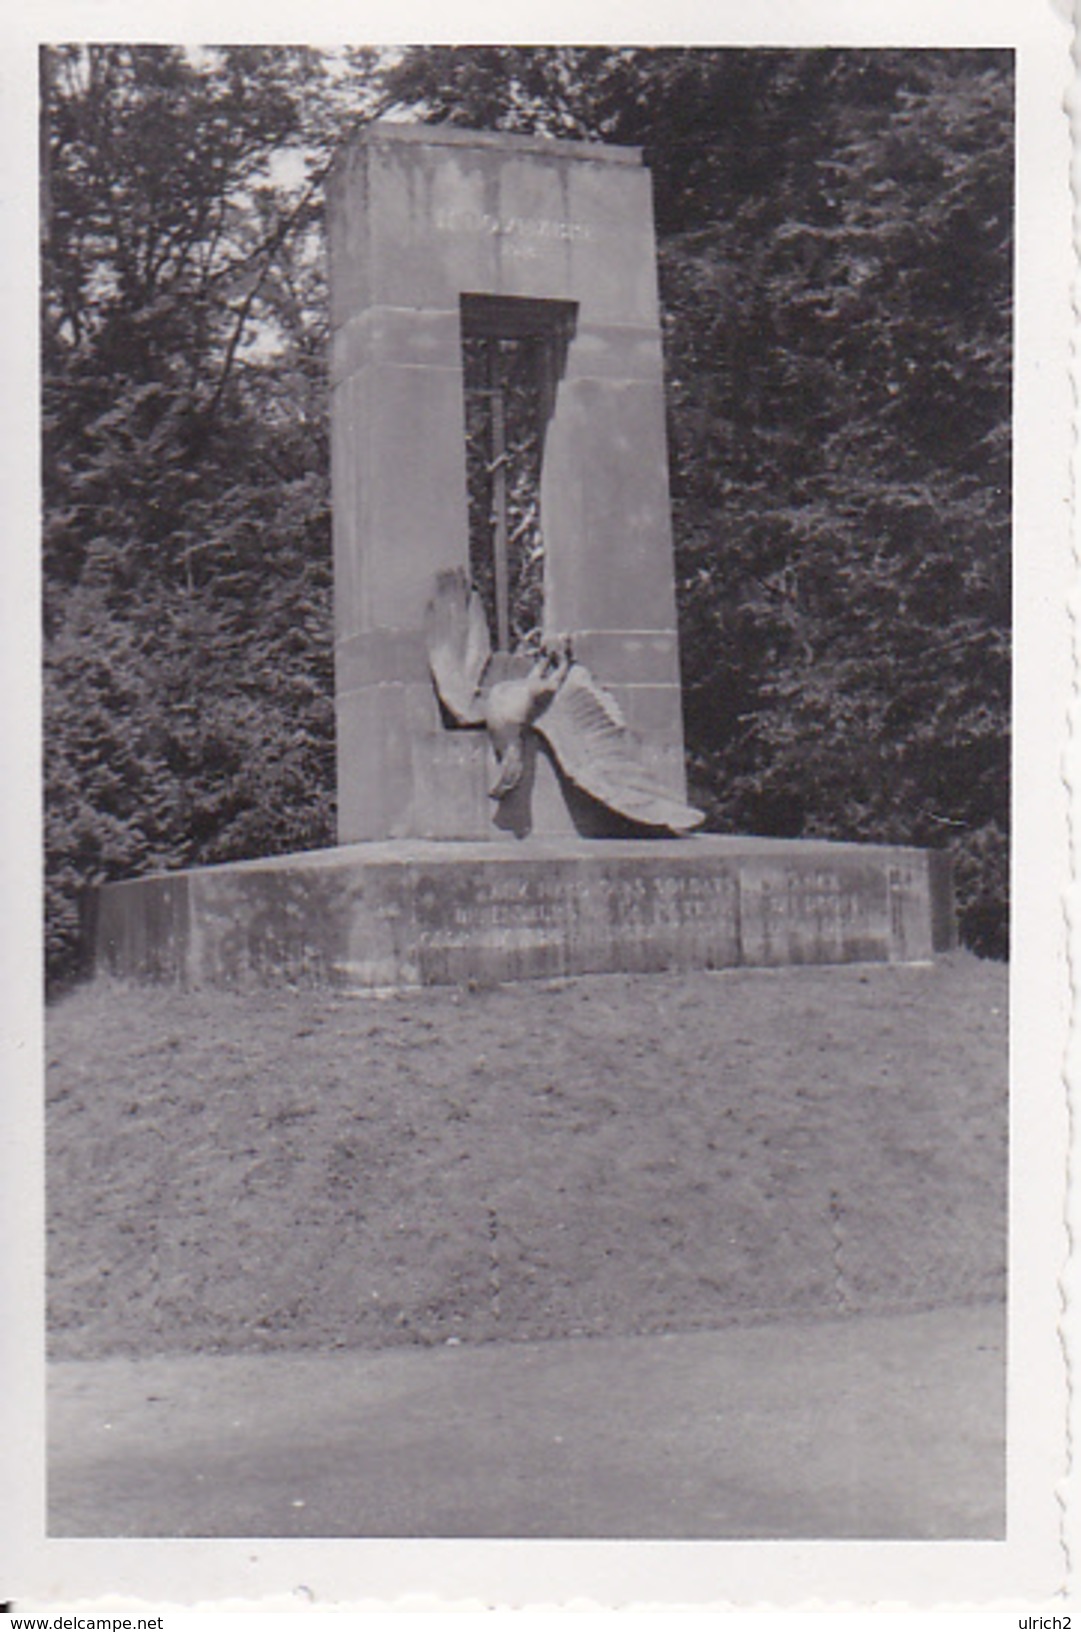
[326,122,688,842]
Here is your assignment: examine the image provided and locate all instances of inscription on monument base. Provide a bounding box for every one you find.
[95,837,953,992]
[405,860,741,983]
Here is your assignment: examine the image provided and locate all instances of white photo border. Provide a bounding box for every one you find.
[2,0,1073,1610]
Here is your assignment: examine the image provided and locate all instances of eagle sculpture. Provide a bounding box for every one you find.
[424,568,705,834]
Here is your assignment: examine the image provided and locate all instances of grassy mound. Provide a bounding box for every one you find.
[46,953,1007,1360]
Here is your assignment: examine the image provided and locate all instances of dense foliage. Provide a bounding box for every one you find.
[42,46,364,976]
[42,46,1013,981]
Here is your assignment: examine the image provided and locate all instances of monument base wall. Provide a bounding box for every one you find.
[93,836,956,991]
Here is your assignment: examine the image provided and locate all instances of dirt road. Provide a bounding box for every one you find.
[49,1302,1004,1540]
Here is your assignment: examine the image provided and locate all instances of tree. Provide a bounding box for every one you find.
[41,45,381,982]
[662,53,1011,956]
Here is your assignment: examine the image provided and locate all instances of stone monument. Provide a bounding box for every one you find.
[95,122,955,989]
[327,122,690,842]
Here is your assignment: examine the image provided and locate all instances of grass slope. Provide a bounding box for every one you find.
[47,954,1007,1360]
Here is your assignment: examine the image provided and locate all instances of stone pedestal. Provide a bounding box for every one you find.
[94,836,956,992]
[326,123,687,843]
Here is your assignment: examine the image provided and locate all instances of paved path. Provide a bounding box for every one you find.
[48,1303,1004,1540]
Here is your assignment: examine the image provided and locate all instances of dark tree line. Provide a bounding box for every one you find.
[42,45,1013,983]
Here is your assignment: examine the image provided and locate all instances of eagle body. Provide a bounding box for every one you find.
[424,569,705,834]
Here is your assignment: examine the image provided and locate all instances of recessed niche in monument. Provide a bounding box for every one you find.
[460,294,577,655]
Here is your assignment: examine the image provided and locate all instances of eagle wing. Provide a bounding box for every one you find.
[424,568,491,726]
[532,664,706,833]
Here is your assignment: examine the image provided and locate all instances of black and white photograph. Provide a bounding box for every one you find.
[2,0,1073,1615]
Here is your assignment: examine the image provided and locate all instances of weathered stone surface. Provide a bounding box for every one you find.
[327,121,689,843]
[541,376,677,633]
[95,836,956,993]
